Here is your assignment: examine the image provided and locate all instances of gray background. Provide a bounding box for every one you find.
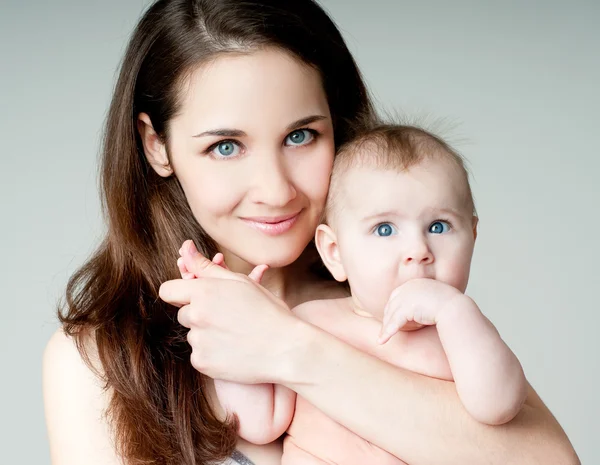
[1,0,597,462]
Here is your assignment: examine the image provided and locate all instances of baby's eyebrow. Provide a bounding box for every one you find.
[360,211,399,223]
[430,207,461,216]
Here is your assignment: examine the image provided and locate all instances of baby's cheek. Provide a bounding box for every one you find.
[348,265,394,318]
[443,256,472,293]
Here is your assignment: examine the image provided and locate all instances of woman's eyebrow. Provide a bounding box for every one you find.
[192,128,246,138]
[192,115,327,139]
[286,114,328,130]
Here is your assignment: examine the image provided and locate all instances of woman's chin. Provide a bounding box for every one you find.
[221,238,311,272]
[250,249,305,269]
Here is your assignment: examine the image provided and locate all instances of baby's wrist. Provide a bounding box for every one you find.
[437,293,478,329]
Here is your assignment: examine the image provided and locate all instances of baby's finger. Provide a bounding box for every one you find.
[382,299,395,328]
[181,240,236,280]
[378,311,409,344]
[212,253,230,270]
[248,264,269,283]
[177,257,196,280]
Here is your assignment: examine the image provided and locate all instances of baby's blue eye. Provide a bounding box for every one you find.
[375,223,396,237]
[285,129,314,146]
[429,221,450,234]
[212,141,240,158]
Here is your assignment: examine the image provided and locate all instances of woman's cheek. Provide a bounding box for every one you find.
[182,173,242,218]
[312,151,335,201]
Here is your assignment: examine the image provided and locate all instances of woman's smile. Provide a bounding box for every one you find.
[240,211,302,236]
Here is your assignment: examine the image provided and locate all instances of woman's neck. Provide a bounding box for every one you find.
[220,248,318,307]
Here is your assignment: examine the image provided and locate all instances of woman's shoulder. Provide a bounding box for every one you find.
[43,328,122,464]
[43,327,104,384]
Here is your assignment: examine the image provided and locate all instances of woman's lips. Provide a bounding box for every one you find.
[240,212,301,236]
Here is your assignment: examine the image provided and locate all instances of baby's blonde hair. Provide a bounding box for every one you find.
[325,124,476,223]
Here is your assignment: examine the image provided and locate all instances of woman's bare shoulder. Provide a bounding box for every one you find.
[43,328,105,391]
[43,328,123,464]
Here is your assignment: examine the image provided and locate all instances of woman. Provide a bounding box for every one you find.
[43,0,578,464]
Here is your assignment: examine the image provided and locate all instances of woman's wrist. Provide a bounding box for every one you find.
[277,319,371,392]
[271,316,324,386]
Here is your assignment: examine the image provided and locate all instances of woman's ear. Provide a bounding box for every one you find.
[137,112,172,177]
[472,216,479,241]
[315,224,347,282]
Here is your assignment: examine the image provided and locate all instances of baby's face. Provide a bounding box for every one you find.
[331,156,477,319]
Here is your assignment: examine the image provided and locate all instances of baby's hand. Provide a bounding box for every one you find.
[176,247,268,283]
[377,278,463,344]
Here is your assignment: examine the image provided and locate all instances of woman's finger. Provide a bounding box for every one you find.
[178,304,199,330]
[159,278,194,307]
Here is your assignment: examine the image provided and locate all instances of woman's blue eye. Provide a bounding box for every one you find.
[429,221,450,234]
[211,141,240,158]
[285,129,314,146]
[375,223,396,237]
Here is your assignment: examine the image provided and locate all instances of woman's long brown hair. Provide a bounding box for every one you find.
[59,0,376,463]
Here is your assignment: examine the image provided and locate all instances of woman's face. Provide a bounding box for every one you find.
[161,48,334,269]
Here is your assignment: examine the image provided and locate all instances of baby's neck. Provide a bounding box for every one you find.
[349,294,382,321]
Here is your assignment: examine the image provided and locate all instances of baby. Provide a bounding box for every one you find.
[178,124,527,464]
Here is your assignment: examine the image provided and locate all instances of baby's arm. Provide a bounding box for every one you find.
[177,252,296,444]
[379,278,527,425]
[436,294,527,425]
[215,380,296,444]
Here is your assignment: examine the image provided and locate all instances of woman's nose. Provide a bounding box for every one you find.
[248,151,297,207]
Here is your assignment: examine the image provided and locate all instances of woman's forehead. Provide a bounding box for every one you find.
[171,48,331,135]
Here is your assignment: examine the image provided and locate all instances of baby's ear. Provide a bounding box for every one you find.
[315,224,347,282]
[472,216,479,241]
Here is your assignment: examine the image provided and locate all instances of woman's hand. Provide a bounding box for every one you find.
[159,240,300,384]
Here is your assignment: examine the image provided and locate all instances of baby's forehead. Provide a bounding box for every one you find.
[325,124,475,224]
[326,156,472,224]
[345,157,468,198]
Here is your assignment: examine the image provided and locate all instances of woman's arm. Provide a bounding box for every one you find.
[284,321,578,465]
[163,242,580,465]
[43,329,123,465]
